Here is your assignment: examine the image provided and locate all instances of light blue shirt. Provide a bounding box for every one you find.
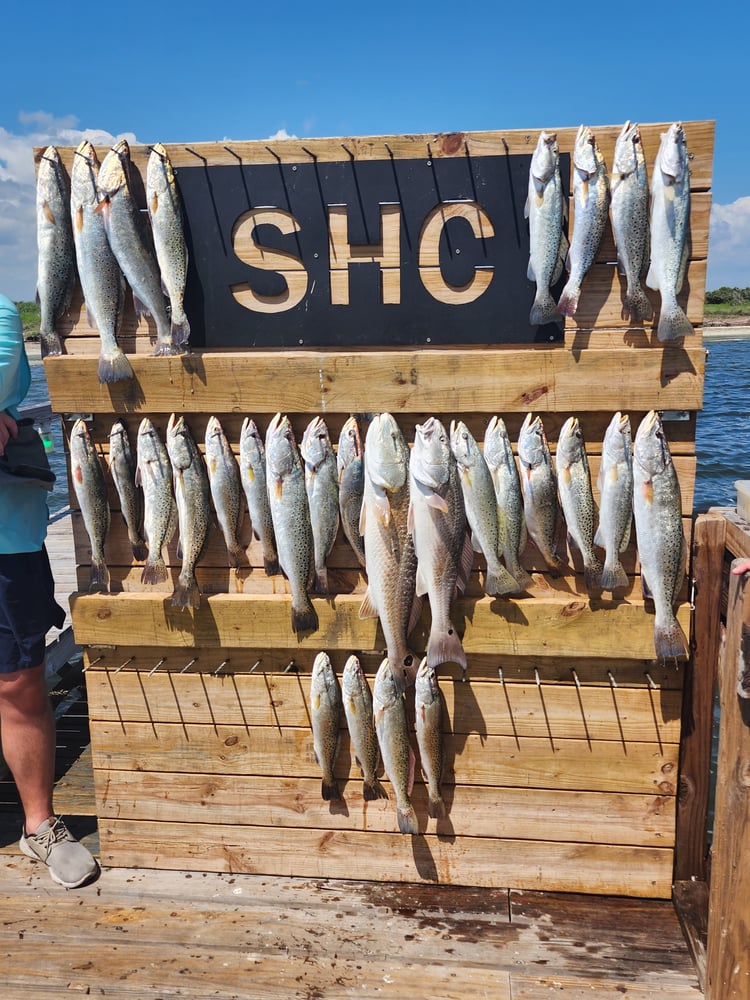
[0,294,50,553]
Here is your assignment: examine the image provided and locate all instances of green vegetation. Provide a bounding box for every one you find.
[705,287,750,318]
[16,300,41,340]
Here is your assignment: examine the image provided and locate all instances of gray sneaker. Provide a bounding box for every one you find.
[20,816,100,888]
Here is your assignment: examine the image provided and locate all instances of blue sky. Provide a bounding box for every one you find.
[1,0,747,299]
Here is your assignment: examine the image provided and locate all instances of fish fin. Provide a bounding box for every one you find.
[600,560,629,591]
[141,556,169,585]
[98,349,135,385]
[526,258,535,282]
[171,574,201,609]
[373,489,391,526]
[313,567,329,594]
[508,563,534,592]
[397,804,419,835]
[358,588,379,620]
[427,795,447,820]
[132,293,152,320]
[641,571,652,601]
[523,194,530,220]
[263,555,280,576]
[89,559,110,593]
[152,341,185,357]
[457,532,475,594]
[364,779,388,802]
[622,285,653,325]
[654,619,690,662]
[471,532,483,554]
[620,520,632,552]
[321,779,340,802]
[39,331,63,358]
[227,542,248,569]
[529,292,563,327]
[407,745,416,795]
[42,200,56,225]
[407,499,415,534]
[425,491,449,513]
[292,597,318,634]
[407,594,424,636]
[131,540,148,562]
[556,281,580,317]
[427,625,466,670]
[657,302,693,342]
[485,564,521,597]
[415,564,429,598]
[584,558,604,592]
[171,316,191,347]
[358,502,367,534]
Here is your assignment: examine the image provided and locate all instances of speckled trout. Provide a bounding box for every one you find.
[518,413,566,573]
[525,131,568,327]
[310,651,342,801]
[373,658,418,835]
[556,417,602,592]
[414,658,446,820]
[341,655,387,802]
[205,415,246,569]
[594,412,633,591]
[36,146,75,357]
[136,417,177,586]
[610,122,652,325]
[301,416,339,594]
[239,418,279,576]
[484,416,533,591]
[108,420,146,562]
[69,419,110,593]
[166,414,211,609]
[146,143,190,349]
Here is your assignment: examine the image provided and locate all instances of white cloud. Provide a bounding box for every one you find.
[0,112,135,300]
[267,128,298,141]
[707,197,750,291]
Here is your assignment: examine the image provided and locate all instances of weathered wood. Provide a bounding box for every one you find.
[706,562,750,998]
[715,506,750,560]
[674,511,726,882]
[673,879,709,993]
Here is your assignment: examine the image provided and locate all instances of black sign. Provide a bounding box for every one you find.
[179,152,569,349]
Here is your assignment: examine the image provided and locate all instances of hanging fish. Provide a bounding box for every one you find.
[205,415,246,569]
[166,414,211,608]
[610,122,652,325]
[595,412,633,591]
[69,419,110,593]
[310,651,343,802]
[301,416,339,594]
[35,146,76,357]
[239,417,279,576]
[108,420,147,562]
[136,417,177,586]
[337,416,366,569]
[525,131,568,327]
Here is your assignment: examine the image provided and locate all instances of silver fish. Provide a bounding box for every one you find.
[558,125,610,318]
[341,654,387,802]
[359,413,420,692]
[337,416,366,569]
[408,417,472,672]
[518,413,566,573]
[301,416,339,594]
[265,413,317,633]
[310,651,342,801]
[610,122,652,325]
[450,420,519,596]
[483,416,533,591]
[35,145,76,357]
[205,415,247,569]
[525,131,568,326]
[136,417,177,585]
[96,140,179,357]
[70,141,132,384]
[373,658,418,835]
[146,143,190,348]
[166,413,211,608]
[108,420,146,562]
[69,418,110,592]
[594,412,633,591]
[556,416,602,592]
[632,411,688,660]
[646,123,693,341]
[414,658,446,820]
[239,417,279,576]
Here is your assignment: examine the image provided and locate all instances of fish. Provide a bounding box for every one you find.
[632,410,689,660]
[108,420,147,562]
[408,416,472,672]
[96,140,180,357]
[372,658,418,835]
[594,412,633,591]
[265,413,318,633]
[414,658,446,820]
[449,420,519,596]
[205,415,247,569]
[517,413,567,573]
[300,416,339,593]
[557,125,610,318]
[309,651,342,801]
[341,654,388,802]
[136,417,177,585]
[359,413,420,692]
[556,416,602,592]
[166,413,211,608]
[525,131,569,327]
[337,416,366,569]
[70,141,132,384]
[610,122,652,325]
[239,417,279,576]
[146,143,190,348]
[483,416,533,591]
[646,123,693,341]
[35,145,76,357]
[69,418,110,593]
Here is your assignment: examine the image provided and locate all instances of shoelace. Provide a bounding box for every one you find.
[30,819,68,857]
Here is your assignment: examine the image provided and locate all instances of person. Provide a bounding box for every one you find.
[732,560,750,575]
[0,294,98,888]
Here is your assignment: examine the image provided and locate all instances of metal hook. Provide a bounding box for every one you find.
[148,658,166,677]
[607,670,618,688]
[180,658,197,674]
[283,659,297,674]
[223,146,242,161]
[498,666,504,684]
[571,668,581,689]
[185,147,207,164]
[534,667,542,688]
[147,145,166,160]
[384,142,393,158]
[341,143,355,159]
[301,147,317,161]
[214,659,229,676]
[249,659,262,674]
[502,137,510,153]
[114,656,134,674]
[645,671,658,689]
[265,145,281,162]
[83,655,104,673]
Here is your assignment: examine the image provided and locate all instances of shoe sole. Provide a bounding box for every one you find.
[19,836,100,889]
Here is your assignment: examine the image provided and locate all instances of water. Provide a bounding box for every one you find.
[26,356,71,518]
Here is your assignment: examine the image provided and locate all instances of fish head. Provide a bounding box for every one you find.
[96,143,129,200]
[412,417,451,489]
[573,125,598,179]
[69,418,93,464]
[71,141,101,209]
[240,418,264,465]
[341,654,365,696]
[634,410,672,478]
[310,651,334,694]
[372,657,399,709]
[265,413,299,478]
[557,416,585,466]
[36,145,69,211]
[530,131,559,186]
[166,413,197,469]
[518,413,548,469]
[483,415,510,469]
[612,121,644,176]
[108,420,128,447]
[337,416,362,476]
[415,657,440,703]
[658,123,689,185]
[301,416,332,470]
[364,413,407,492]
[449,420,478,470]
[205,415,224,445]
[602,411,632,465]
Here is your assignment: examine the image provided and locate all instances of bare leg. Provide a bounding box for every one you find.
[0,663,55,834]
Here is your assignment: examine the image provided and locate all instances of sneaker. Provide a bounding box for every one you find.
[20,816,100,888]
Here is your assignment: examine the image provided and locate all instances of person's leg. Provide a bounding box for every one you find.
[0,661,55,834]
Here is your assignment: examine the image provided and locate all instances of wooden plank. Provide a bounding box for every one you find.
[715,506,750,560]
[89,720,678,794]
[706,562,750,998]
[83,668,683,743]
[70,590,693,660]
[674,512,726,882]
[673,879,709,993]
[43,345,705,415]
[92,769,675,846]
[96,818,674,896]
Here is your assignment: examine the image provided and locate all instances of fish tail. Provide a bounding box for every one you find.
[89,557,110,593]
[654,618,690,662]
[427,626,466,670]
[321,778,340,802]
[584,557,604,592]
[227,542,247,569]
[141,555,169,585]
[291,596,318,634]
[39,330,63,358]
[600,559,629,591]
[622,285,653,324]
[396,803,419,835]
[363,778,388,802]
[312,567,329,594]
[557,281,581,318]
[529,291,563,327]
[98,348,134,385]
[131,538,149,562]
[657,301,693,341]
[152,341,187,358]
[427,794,447,820]
[171,573,201,609]
[485,564,521,597]
[170,315,191,348]
[507,561,534,592]
[263,555,280,576]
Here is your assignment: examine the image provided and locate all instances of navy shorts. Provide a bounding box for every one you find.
[0,549,66,673]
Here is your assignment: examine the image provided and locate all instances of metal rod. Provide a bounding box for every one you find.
[82,655,104,673]
[384,142,393,157]
[301,146,317,160]
[498,666,504,684]
[114,656,134,674]
[283,659,297,674]
[645,671,658,689]
[571,668,581,689]
[607,670,618,688]
[534,667,541,687]
[185,147,207,163]
[249,659,262,674]
[214,659,229,676]
[180,658,197,674]
[147,658,166,678]
[265,145,281,162]
[341,143,355,159]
